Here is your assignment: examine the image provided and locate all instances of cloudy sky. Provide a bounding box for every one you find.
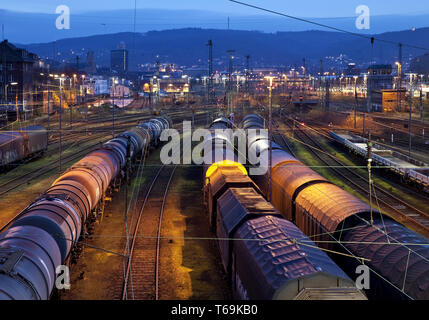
[2,0,429,17]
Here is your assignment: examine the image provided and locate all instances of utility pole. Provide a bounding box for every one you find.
[47,85,50,133]
[85,92,88,136]
[354,77,358,129]
[2,40,7,105]
[245,55,250,96]
[325,78,330,111]
[420,89,424,122]
[59,80,63,174]
[227,50,235,114]
[367,132,373,226]
[207,40,214,105]
[70,81,73,130]
[112,81,115,138]
[409,75,414,157]
[398,43,403,112]
[367,37,375,113]
[266,76,274,203]
[319,59,324,106]
[302,58,306,78]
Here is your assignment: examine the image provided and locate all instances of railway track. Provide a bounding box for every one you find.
[0,140,106,195]
[311,108,429,163]
[0,109,210,202]
[0,110,208,185]
[283,116,429,237]
[121,164,177,300]
[273,119,297,158]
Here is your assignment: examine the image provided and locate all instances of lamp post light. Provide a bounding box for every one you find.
[354,76,359,129]
[58,75,65,173]
[5,82,18,130]
[408,73,417,157]
[396,62,403,112]
[112,79,118,138]
[264,76,275,202]
[227,50,235,114]
[4,82,18,105]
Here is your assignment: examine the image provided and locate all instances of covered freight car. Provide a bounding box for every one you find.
[204,161,260,231]
[0,126,48,169]
[216,186,366,300]
[20,126,48,157]
[243,114,429,300]
[202,116,366,300]
[0,131,25,167]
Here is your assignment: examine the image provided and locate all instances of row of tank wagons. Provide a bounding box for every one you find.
[0,117,170,300]
[242,114,429,300]
[0,126,48,169]
[203,117,367,300]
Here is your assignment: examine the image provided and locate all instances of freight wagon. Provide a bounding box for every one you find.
[0,117,170,300]
[0,126,48,169]
[203,116,366,300]
[330,131,429,192]
[244,114,429,300]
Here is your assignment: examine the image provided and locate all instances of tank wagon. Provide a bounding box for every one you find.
[202,117,236,172]
[0,126,48,169]
[0,116,170,300]
[203,117,366,300]
[243,114,429,300]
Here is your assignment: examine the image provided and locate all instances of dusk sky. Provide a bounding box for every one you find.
[2,0,429,17]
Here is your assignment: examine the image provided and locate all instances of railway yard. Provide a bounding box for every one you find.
[0,101,428,301]
[4,0,429,311]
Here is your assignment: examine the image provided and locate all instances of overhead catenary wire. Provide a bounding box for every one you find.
[228,0,429,51]
[251,113,428,299]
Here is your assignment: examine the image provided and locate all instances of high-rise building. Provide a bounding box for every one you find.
[86,51,97,74]
[110,49,128,74]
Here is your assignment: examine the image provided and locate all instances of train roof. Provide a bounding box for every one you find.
[272,161,330,201]
[0,131,24,143]
[20,125,46,131]
[210,117,233,130]
[296,182,377,234]
[234,215,366,300]
[342,218,429,300]
[217,188,282,237]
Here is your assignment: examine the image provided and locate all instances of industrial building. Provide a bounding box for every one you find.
[367,64,394,112]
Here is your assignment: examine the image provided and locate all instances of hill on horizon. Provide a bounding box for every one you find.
[18,27,429,72]
[3,8,429,44]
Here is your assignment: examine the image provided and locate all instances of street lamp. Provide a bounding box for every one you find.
[396,62,403,111]
[408,73,417,157]
[395,62,402,77]
[112,78,119,138]
[58,75,65,173]
[5,82,18,129]
[4,82,18,105]
[264,76,275,202]
[353,76,358,129]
